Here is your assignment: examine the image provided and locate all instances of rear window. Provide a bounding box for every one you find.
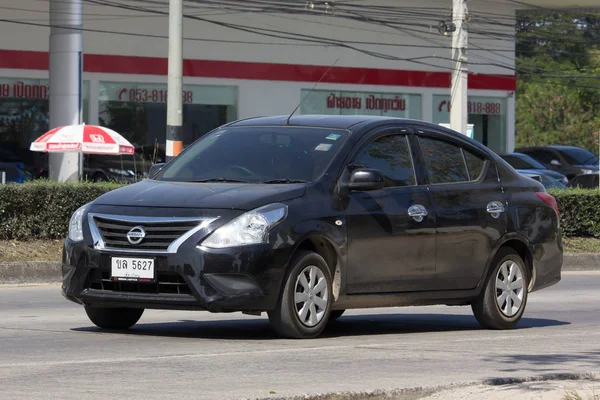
[418,137,469,184]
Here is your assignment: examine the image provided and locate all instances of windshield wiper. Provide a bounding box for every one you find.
[192,178,250,183]
[261,179,309,184]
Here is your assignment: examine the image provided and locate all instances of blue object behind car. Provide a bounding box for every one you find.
[0,163,33,183]
[501,153,568,185]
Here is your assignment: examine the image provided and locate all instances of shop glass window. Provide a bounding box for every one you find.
[98,82,238,164]
[0,78,89,178]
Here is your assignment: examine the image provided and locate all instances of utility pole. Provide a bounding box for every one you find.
[450,0,468,136]
[166,0,184,162]
[49,0,83,181]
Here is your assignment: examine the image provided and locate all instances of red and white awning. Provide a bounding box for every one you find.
[30,124,135,155]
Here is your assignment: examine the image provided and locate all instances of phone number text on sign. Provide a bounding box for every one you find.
[118,88,194,103]
[468,102,502,115]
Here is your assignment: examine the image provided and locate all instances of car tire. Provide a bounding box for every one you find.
[84,306,144,329]
[328,309,345,322]
[471,248,529,330]
[268,251,333,339]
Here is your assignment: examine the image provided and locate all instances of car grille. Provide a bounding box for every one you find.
[85,269,192,295]
[89,214,211,253]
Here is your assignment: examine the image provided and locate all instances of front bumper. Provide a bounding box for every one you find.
[61,239,293,312]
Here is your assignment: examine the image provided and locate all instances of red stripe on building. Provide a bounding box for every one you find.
[1,49,516,91]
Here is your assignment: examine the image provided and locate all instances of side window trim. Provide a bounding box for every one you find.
[349,129,418,189]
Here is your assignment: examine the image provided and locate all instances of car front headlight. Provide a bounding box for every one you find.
[200,203,288,249]
[68,204,89,242]
[582,169,594,175]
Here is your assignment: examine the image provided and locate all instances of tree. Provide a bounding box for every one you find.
[515,11,600,154]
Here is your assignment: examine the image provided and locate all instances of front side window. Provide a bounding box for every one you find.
[353,135,415,187]
[419,137,469,184]
[157,126,349,183]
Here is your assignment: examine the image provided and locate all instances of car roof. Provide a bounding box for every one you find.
[224,114,495,156]
[517,145,587,151]
[226,114,460,132]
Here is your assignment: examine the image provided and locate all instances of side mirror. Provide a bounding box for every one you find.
[348,168,385,191]
[148,163,165,178]
[550,159,562,166]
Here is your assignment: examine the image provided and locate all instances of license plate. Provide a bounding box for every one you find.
[111,257,155,281]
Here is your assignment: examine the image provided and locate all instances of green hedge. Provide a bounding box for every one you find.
[0,181,123,240]
[549,188,600,238]
[0,182,598,240]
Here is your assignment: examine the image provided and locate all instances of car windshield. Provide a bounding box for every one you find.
[558,148,599,165]
[156,126,350,183]
[502,154,546,170]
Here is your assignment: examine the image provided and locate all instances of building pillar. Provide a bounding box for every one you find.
[48,0,83,182]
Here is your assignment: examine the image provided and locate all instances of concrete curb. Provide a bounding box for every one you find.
[248,372,600,400]
[0,261,62,285]
[0,253,598,285]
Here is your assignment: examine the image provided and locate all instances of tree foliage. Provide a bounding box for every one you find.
[515,11,600,154]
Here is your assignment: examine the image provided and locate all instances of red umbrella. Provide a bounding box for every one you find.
[30,123,134,155]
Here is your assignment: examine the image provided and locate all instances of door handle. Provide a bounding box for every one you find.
[487,201,505,219]
[408,204,428,222]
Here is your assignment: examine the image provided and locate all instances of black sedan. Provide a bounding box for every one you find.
[500,152,568,185]
[61,116,563,339]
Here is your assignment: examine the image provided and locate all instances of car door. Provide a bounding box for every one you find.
[413,129,507,291]
[343,127,437,294]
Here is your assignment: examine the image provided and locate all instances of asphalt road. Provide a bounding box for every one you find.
[1,272,599,400]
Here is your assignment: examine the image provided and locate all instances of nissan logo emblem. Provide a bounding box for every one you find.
[126,226,146,245]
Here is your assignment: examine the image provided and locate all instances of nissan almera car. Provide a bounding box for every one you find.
[61,115,563,339]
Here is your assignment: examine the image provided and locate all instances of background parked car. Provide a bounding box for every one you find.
[500,152,568,185]
[516,169,567,190]
[567,172,599,189]
[0,163,33,183]
[515,145,599,180]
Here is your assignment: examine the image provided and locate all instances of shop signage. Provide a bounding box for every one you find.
[0,81,49,99]
[435,96,505,116]
[326,93,406,113]
[116,87,194,104]
[99,82,238,106]
[301,89,420,118]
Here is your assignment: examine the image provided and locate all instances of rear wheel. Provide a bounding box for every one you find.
[84,306,144,329]
[472,248,529,330]
[268,251,333,339]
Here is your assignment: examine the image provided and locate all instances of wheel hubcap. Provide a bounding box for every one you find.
[294,265,329,327]
[495,260,525,317]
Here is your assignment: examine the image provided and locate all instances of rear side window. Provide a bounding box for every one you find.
[463,149,486,181]
[418,137,469,184]
[354,135,415,187]
[527,150,556,164]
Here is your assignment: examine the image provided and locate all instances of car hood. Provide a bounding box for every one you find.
[92,179,307,210]
[528,169,567,180]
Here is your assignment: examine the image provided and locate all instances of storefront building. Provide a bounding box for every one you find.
[1,0,522,176]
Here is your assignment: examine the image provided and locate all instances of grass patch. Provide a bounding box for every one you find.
[563,237,600,254]
[0,239,64,263]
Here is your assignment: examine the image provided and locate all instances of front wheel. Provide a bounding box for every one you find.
[268,251,333,339]
[85,306,144,329]
[471,248,529,330]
